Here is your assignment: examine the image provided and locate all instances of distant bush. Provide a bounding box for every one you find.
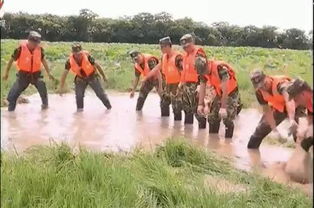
[1,9,312,50]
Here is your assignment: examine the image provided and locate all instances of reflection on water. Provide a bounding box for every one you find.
[1,91,312,195]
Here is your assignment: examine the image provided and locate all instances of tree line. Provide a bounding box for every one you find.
[0,9,312,50]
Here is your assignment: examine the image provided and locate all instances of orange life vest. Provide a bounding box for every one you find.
[258,76,291,112]
[69,51,95,77]
[307,99,313,113]
[134,54,159,78]
[206,60,238,96]
[181,47,206,83]
[0,0,4,10]
[16,41,42,73]
[161,51,181,84]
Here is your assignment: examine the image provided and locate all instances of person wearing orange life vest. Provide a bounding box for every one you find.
[285,78,313,152]
[2,31,55,111]
[247,70,305,149]
[143,37,183,120]
[197,60,242,138]
[58,43,111,112]
[178,34,208,128]
[129,50,162,111]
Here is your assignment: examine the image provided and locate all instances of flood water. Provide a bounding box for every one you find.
[1,91,312,195]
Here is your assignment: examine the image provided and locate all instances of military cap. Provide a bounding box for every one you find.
[180,34,194,46]
[159,36,172,46]
[250,69,266,88]
[72,43,82,52]
[129,50,141,58]
[28,31,41,42]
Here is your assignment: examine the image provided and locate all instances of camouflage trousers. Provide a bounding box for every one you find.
[206,89,240,129]
[181,82,208,125]
[181,82,198,115]
[136,78,159,111]
[160,83,182,115]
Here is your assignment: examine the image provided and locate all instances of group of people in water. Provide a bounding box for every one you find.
[2,31,313,154]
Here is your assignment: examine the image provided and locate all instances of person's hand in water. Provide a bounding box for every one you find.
[130,90,135,98]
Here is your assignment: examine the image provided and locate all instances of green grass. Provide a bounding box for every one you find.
[1,138,311,208]
[264,136,296,148]
[1,39,313,107]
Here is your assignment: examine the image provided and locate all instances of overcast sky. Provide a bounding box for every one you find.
[2,0,313,32]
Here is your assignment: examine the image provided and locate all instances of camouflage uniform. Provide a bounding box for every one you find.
[247,78,305,149]
[206,90,240,136]
[203,65,242,138]
[135,58,159,111]
[160,54,183,120]
[180,52,208,127]
[178,34,210,127]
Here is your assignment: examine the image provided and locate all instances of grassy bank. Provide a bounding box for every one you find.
[1,39,312,107]
[1,139,311,208]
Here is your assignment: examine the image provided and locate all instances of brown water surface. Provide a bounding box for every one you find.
[1,91,312,195]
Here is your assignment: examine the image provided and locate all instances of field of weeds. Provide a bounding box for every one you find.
[1,39,312,107]
[1,139,311,208]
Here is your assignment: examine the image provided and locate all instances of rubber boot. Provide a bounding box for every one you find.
[104,100,112,110]
[198,117,207,129]
[247,136,263,149]
[301,137,313,152]
[225,125,234,139]
[8,102,16,112]
[161,106,170,117]
[184,113,194,124]
[209,122,220,134]
[136,97,145,111]
[174,112,182,121]
[41,104,49,110]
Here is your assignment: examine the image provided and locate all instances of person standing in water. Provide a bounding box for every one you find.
[197,60,242,138]
[58,43,112,112]
[178,34,208,128]
[143,37,183,120]
[284,78,313,152]
[128,50,162,111]
[247,70,305,149]
[282,78,313,184]
[2,31,54,111]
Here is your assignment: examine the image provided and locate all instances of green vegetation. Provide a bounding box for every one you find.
[264,136,295,148]
[1,139,311,208]
[1,39,312,107]
[2,10,312,49]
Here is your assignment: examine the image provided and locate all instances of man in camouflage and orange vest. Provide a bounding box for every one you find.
[129,50,162,111]
[2,31,54,111]
[143,37,183,120]
[58,43,112,112]
[247,70,305,149]
[178,34,208,128]
[197,60,242,138]
[285,78,313,152]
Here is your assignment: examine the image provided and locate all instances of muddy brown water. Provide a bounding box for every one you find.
[1,91,312,195]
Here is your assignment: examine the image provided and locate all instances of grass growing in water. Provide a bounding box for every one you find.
[1,139,311,208]
[1,40,312,107]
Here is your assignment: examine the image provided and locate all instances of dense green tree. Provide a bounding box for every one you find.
[0,10,311,50]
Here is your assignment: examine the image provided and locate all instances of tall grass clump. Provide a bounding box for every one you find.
[1,138,311,208]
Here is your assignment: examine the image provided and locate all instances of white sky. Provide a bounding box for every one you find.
[2,0,313,32]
